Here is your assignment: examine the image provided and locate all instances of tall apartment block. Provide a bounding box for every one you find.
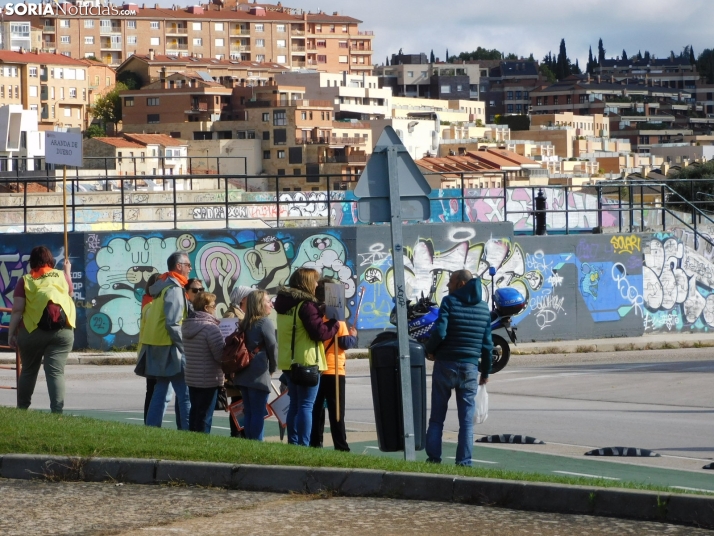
[10,0,373,71]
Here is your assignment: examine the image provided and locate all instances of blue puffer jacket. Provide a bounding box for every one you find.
[425,278,493,377]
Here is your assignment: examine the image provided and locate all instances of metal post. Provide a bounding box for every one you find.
[62,165,68,255]
[387,146,416,461]
[629,184,634,232]
[564,185,569,235]
[120,176,125,231]
[23,178,27,233]
[661,185,666,232]
[618,186,623,233]
[275,174,280,227]
[502,173,508,224]
[225,173,229,229]
[460,172,465,223]
[327,174,332,227]
[597,184,603,230]
[172,175,177,230]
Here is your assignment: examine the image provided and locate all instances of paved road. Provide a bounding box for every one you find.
[2,348,714,491]
[1,479,709,535]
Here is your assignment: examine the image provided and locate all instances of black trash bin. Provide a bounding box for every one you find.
[369,331,427,452]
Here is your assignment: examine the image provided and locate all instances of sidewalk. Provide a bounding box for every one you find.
[4,331,714,364]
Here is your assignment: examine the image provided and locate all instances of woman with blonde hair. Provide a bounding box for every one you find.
[231,290,277,440]
[274,267,339,446]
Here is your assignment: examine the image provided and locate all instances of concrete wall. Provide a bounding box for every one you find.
[2,222,712,350]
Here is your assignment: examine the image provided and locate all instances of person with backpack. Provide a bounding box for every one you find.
[182,292,225,433]
[230,290,277,440]
[274,268,339,446]
[7,246,76,414]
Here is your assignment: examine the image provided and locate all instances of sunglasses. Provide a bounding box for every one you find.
[179,262,192,269]
[189,288,204,294]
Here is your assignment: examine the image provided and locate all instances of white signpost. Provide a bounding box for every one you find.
[44,131,83,259]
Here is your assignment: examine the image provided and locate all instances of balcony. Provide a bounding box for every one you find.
[41,42,56,52]
[330,137,367,146]
[185,103,208,114]
[291,29,305,36]
[306,43,317,51]
[165,26,188,35]
[42,25,56,33]
[351,45,371,52]
[100,25,122,34]
[358,31,374,36]
[297,137,329,145]
[167,43,189,51]
[292,60,306,68]
[230,45,251,52]
[230,28,251,36]
[100,41,122,50]
[40,86,48,101]
[291,45,305,52]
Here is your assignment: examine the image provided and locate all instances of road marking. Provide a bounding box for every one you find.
[670,486,714,493]
[211,426,231,430]
[446,456,498,464]
[125,418,172,424]
[553,471,620,480]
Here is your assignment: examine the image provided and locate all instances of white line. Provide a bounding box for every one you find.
[553,471,620,481]
[446,457,499,464]
[125,418,172,424]
[211,426,231,430]
[670,486,714,493]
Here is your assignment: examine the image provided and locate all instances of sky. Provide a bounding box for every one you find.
[269,0,713,66]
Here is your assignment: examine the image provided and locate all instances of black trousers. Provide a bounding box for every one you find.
[310,374,349,451]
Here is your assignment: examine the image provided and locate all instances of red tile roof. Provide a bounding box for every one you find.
[93,137,145,149]
[123,133,187,146]
[0,50,88,66]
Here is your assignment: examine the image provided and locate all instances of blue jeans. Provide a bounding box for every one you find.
[241,387,270,441]
[146,374,190,430]
[188,386,218,433]
[425,360,479,466]
[285,374,319,446]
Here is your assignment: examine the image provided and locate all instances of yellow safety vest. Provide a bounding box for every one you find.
[139,286,187,346]
[22,270,76,333]
[277,300,327,372]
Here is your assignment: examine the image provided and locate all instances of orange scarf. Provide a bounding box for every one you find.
[159,271,189,288]
[29,266,54,279]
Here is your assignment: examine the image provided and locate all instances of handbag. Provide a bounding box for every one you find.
[289,301,320,387]
[215,385,228,411]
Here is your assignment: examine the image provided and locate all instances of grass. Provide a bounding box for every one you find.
[0,407,709,496]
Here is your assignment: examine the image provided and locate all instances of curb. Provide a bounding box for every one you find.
[1,454,712,529]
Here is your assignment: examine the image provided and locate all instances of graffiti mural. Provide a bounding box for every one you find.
[83,229,356,348]
[642,234,714,331]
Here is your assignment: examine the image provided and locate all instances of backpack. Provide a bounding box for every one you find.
[221,328,261,377]
[37,302,68,331]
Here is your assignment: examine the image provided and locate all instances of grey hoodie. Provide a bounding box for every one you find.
[182,311,225,388]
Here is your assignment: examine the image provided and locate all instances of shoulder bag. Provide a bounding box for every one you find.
[289,301,320,387]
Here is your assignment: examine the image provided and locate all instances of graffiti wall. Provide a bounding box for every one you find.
[0,222,711,350]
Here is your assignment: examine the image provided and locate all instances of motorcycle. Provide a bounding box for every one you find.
[389,267,526,374]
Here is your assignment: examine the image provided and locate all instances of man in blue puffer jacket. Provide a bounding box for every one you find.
[424,269,493,466]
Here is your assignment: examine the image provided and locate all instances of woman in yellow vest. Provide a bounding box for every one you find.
[7,246,76,413]
[274,268,339,446]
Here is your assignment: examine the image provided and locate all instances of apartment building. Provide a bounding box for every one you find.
[0,50,90,130]
[83,133,189,176]
[0,104,44,171]
[120,71,234,125]
[530,112,610,138]
[117,51,286,87]
[13,1,373,71]
[0,20,43,52]
[595,58,698,89]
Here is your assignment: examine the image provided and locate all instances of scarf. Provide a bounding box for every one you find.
[29,266,54,279]
[159,270,188,288]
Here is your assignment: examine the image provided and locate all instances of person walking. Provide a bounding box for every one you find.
[274,268,339,446]
[424,269,492,466]
[231,290,277,440]
[7,246,76,414]
[310,278,357,451]
[137,252,192,430]
[182,292,225,433]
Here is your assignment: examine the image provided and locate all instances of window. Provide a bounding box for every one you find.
[277,150,285,159]
[124,97,134,107]
[579,94,586,104]
[263,131,270,140]
[147,97,160,106]
[60,87,65,99]
[254,23,264,32]
[274,129,286,144]
[339,41,348,49]
[407,71,413,77]
[263,150,270,159]
[276,24,285,32]
[524,92,529,99]
[256,54,265,62]
[330,25,335,33]
[60,36,70,44]
[51,86,55,99]
[127,36,137,45]
[69,88,76,98]
[63,107,71,117]
[215,38,224,47]
[59,19,70,28]
[553,96,559,105]
[440,85,451,94]
[566,95,572,104]
[317,55,327,64]
[255,39,265,47]
[85,36,94,44]
[127,20,136,29]
[29,67,37,77]
[289,147,302,164]
[315,24,322,32]
[106,76,110,86]
[147,114,160,123]
[277,55,286,63]
[421,71,427,77]
[456,84,463,91]
[536,97,542,106]
[192,22,202,31]
[507,91,513,100]
[516,104,522,113]
[84,20,94,28]
[339,55,348,63]
[507,104,513,113]
[214,23,224,31]
[193,38,202,46]
[342,24,348,32]
[149,37,160,45]
[29,86,38,97]
[276,39,286,48]
[150,21,160,30]
[542,96,548,105]
[516,91,522,99]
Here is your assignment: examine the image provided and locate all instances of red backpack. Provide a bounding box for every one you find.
[221,328,261,377]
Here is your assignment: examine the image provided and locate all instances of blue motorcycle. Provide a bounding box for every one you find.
[390,267,526,374]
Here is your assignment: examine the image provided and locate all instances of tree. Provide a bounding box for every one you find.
[455,47,505,61]
[539,63,556,83]
[587,46,595,73]
[85,124,105,138]
[698,49,714,84]
[385,56,389,66]
[622,49,628,62]
[666,161,714,212]
[690,45,696,65]
[572,58,582,75]
[91,82,128,133]
[116,70,143,90]
[430,49,435,63]
[644,50,651,62]
[445,48,449,62]
[598,38,605,64]
[555,39,571,80]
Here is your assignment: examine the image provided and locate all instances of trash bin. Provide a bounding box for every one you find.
[369,331,427,452]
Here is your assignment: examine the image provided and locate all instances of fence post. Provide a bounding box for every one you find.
[460,172,465,222]
[327,174,332,227]
[172,175,178,230]
[597,184,603,230]
[120,177,125,231]
[225,172,229,229]
[275,174,280,228]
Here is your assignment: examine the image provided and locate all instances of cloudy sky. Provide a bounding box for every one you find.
[289,0,712,65]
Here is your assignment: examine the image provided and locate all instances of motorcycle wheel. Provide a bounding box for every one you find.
[490,333,510,374]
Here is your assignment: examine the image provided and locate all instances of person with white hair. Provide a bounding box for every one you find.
[223,285,254,320]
